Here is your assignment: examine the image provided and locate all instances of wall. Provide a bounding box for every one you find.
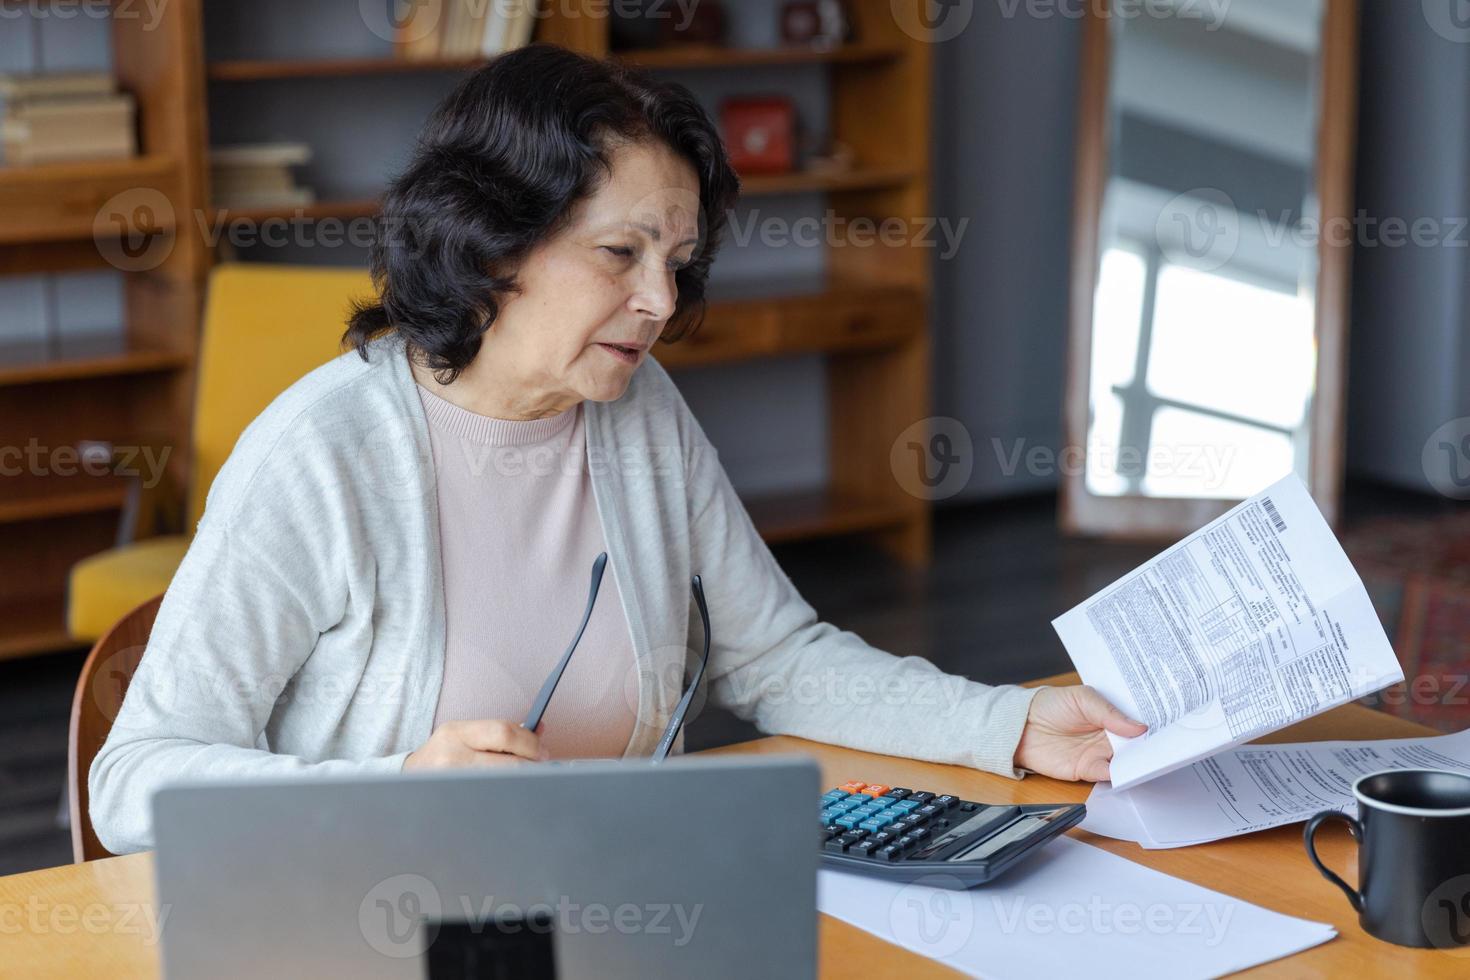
[931,3,1084,500]
[1347,0,1470,491]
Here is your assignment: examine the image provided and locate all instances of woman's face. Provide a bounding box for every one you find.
[484,138,704,408]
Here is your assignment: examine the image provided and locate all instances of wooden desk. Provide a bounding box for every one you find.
[1,673,1459,978]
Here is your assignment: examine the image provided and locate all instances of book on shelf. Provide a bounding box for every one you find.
[210,187,318,210]
[210,141,316,210]
[0,72,136,166]
[392,0,539,60]
[484,0,537,56]
[209,142,312,168]
[0,70,113,103]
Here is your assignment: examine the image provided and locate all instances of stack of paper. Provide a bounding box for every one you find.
[818,836,1336,978]
[1052,473,1404,791]
[1085,728,1470,849]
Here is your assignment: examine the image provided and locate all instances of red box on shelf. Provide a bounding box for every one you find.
[720,97,796,175]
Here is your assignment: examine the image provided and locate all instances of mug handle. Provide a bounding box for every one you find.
[1304,810,1363,912]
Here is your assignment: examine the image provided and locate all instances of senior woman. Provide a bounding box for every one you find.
[89,44,1144,855]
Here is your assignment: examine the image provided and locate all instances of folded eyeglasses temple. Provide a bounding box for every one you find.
[651,574,710,764]
[521,556,711,763]
[522,551,608,732]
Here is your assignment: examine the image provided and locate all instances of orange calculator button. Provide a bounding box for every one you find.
[860,784,891,797]
[839,781,867,794]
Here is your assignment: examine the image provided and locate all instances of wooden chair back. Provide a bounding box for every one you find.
[67,594,163,862]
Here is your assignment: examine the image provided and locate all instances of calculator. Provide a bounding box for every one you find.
[819,781,1085,888]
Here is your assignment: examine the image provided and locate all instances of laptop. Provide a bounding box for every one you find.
[151,755,820,979]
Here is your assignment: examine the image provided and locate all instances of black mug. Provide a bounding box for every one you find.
[1304,768,1470,949]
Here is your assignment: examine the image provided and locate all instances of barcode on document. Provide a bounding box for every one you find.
[1262,496,1287,533]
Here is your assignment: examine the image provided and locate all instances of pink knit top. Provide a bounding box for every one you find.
[416,381,639,759]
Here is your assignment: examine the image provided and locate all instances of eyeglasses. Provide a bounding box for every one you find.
[521,551,710,763]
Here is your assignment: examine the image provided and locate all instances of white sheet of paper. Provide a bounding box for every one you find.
[1052,473,1404,790]
[1084,728,1470,848]
[816,836,1335,979]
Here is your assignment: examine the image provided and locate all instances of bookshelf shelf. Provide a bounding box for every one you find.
[746,488,913,544]
[740,165,915,195]
[0,473,132,526]
[613,42,904,70]
[0,154,180,245]
[658,275,921,370]
[0,337,191,388]
[204,166,918,225]
[205,43,905,81]
[0,596,72,662]
[206,199,381,224]
[206,55,495,82]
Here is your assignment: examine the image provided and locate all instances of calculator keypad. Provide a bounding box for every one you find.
[820,781,986,863]
[821,780,1085,889]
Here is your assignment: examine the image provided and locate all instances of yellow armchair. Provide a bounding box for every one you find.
[66,263,376,642]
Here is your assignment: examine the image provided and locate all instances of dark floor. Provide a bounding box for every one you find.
[0,480,1454,877]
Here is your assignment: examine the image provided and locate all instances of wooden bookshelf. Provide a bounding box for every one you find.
[0,337,190,387]
[207,43,904,81]
[746,488,913,544]
[0,473,132,526]
[0,154,181,245]
[0,0,935,658]
[0,596,72,662]
[0,1,207,658]
[205,199,383,225]
[203,165,916,226]
[656,273,922,370]
[612,41,903,70]
[207,55,496,82]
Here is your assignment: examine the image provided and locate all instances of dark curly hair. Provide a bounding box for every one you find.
[344,43,742,384]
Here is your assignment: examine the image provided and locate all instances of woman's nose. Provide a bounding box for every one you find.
[629,264,677,321]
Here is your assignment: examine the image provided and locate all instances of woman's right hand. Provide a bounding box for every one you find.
[403,719,549,771]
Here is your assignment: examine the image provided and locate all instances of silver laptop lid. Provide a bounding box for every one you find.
[152,755,819,980]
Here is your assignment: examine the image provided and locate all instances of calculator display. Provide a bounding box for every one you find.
[947,815,1051,862]
[905,806,1015,862]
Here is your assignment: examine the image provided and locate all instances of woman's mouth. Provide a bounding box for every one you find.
[596,343,641,364]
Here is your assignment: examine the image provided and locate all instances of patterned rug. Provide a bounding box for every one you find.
[1345,512,1470,733]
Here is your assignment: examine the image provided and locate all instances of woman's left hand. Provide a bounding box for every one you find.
[1013,685,1147,782]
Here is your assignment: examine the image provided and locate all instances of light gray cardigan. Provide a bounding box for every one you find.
[90,332,1039,854]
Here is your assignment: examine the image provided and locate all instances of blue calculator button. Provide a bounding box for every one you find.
[820,809,844,825]
[865,796,895,809]
[844,794,870,805]
[835,814,862,829]
[890,799,921,812]
[830,799,861,813]
[858,815,895,832]
[821,791,847,804]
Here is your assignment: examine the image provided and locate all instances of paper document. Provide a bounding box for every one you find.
[1052,473,1404,790]
[817,836,1336,979]
[1084,728,1470,849]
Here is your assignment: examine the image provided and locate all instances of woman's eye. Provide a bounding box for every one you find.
[602,245,634,259]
